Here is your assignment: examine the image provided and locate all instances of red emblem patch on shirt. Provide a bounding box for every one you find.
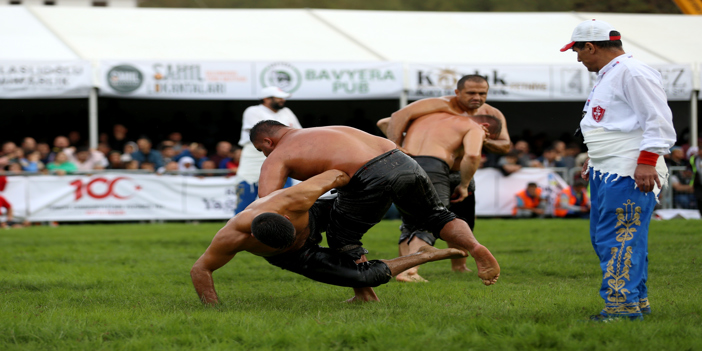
[592,106,605,122]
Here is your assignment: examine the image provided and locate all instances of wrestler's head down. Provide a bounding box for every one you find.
[455,75,489,110]
[251,212,296,249]
[471,114,502,139]
[250,120,286,156]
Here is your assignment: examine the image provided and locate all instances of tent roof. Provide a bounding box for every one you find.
[310,10,701,65]
[26,7,382,61]
[0,7,79,60]
[3,7,702,66]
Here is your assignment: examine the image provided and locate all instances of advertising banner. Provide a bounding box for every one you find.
[16,174,237,221]
[99,60,254,100]
[99,61,403,100]
[0,61,92,99]
[650,64,695,101]
[254,61,403,100]
[408,63,553,101]
[408,63,694,102]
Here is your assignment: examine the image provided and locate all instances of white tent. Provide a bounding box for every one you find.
[2,7,701,146]
[14,7,702,65]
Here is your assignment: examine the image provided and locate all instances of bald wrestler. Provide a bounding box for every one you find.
[251,120,500,301]
[190,169,467,304]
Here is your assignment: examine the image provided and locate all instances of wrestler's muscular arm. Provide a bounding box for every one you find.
[190,220,249,304]
[386,99,451,147]
[284,170,350,212]
[258,155,291,198]
[481,107,511,155]
[451,127,484,203]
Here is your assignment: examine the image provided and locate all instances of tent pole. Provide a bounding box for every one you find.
[692,90,699,148]
[400,89,408,109]
[89,87,98,150]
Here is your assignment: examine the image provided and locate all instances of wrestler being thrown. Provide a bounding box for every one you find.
[252,120,500,302]
[190,169,467,304]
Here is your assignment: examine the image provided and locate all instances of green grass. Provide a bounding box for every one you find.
[1,219,700,350]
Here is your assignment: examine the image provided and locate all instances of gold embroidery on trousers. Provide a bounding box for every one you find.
[639,297,650,310]
[604,200,642,315]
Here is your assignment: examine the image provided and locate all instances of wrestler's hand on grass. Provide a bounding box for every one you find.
[450,185,469,203]
[634,164,661,193]
[581,158,590,179]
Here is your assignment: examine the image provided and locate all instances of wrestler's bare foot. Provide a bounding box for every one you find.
[469,244,500,286]
[346,287,379,303]
[396,268,428,283]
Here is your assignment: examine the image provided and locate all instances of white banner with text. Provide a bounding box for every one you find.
[0,61,92,99]
[408,63,694,102]
[99,60,403,100]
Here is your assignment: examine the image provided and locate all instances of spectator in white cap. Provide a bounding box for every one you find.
[562,19,676,322]
[235,86,302,214]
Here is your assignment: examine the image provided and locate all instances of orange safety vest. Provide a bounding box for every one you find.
[554,186,589,217]
[512,188,543,215]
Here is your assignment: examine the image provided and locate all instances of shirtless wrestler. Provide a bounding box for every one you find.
[378,112,502,282]
[377,74,512,278]
[251,120,500,301]
[190,169,467,304]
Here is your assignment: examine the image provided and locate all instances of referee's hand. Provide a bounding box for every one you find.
[634,164,661,193]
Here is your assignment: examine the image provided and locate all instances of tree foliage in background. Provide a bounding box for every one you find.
[139,0,681,14]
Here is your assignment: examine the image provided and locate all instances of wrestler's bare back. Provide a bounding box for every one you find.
[403,112,483,168]
[268,126,396,180]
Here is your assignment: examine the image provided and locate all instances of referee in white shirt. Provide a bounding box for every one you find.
[235,86,302,214]
[561,19,676,321]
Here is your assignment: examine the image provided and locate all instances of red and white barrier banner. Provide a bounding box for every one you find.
[408,63,694,101]
[2,174,237,221]
[1,169,567,222]
[0,61,92,99]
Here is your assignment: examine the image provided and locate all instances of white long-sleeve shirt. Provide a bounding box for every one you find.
[581,54,676,155]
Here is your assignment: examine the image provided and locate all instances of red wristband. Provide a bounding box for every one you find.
[637,151,659,166]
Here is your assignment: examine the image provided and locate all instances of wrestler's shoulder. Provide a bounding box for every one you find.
[478,103,505,117]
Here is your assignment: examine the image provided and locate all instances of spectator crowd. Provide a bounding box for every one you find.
[0,124,242,176]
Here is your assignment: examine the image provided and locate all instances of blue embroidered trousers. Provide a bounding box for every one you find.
[589,170,654,317]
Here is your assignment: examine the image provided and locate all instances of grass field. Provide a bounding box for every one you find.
[1,219,700,350]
